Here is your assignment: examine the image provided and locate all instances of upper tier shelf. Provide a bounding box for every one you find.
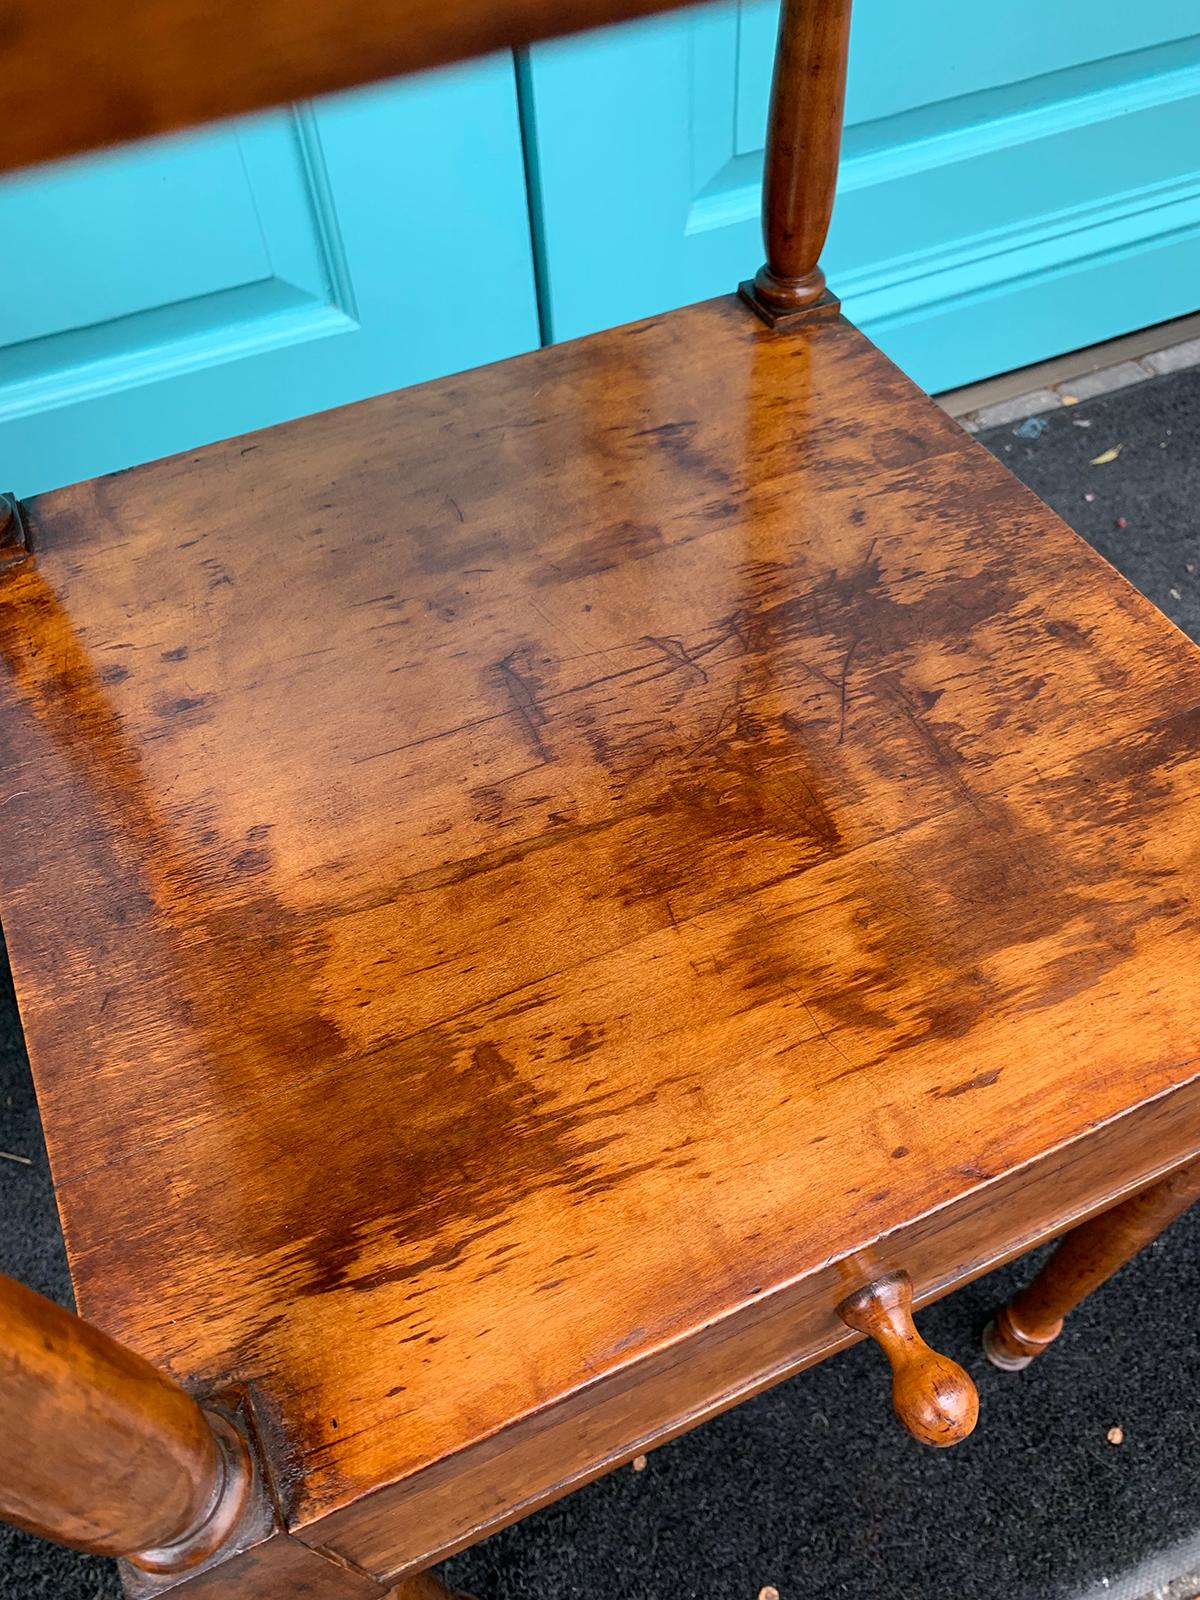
[2,0,697,175]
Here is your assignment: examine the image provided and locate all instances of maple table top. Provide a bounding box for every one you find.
[1,298,1198,1566]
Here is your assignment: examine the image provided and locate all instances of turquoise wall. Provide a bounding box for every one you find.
[2,4,1198,495]
[524,0,1200,388]
[0,63,541,496]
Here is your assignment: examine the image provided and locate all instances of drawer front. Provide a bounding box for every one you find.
[308,1071,1200,1581]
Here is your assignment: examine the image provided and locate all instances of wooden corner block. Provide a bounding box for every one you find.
[737,281,841,330]
[0,494,31,573]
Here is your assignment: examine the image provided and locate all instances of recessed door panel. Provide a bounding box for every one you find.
[0,62,540,495]
[524,2,1200,389]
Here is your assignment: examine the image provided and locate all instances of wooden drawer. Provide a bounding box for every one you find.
[307,1071,1200,1583]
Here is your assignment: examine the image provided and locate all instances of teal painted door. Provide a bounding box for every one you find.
[522,2,1200,391]
[0,61,539,496]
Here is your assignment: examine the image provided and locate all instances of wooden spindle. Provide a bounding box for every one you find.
[740,0,853,328]
[0,1273,253,1574]
[837,1270,979,1447]
[984,1157,1200,1370]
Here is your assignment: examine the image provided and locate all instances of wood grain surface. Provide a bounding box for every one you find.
[0,0,699,176]
[2,297,1199,1579]
[319,1085,1200,1582]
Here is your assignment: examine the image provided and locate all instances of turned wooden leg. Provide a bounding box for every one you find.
[984,1158,1200,1370]
[0,1272,253,1573]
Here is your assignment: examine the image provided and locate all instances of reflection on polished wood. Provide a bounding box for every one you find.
[3,299,1200,1588]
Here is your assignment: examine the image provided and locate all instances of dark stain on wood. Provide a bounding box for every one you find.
[2,300,1200,1558]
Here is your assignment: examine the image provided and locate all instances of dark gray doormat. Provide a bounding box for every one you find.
[2,364,1199,1600]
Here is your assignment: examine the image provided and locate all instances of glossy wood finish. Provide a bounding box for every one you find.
[0,1273,253,1573]
[837,1272,977,1447]
[741,0,853,325]
[0,0,701,177]
[3,299,1200,1586]
[985,1157,1200,1370]
[326,1086,1200,1582]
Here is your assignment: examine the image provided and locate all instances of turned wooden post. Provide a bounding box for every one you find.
[837,1270,978,1447]
[740,0,854,327]
[0,1272,253,1573]
[985,1158,1200,1370]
